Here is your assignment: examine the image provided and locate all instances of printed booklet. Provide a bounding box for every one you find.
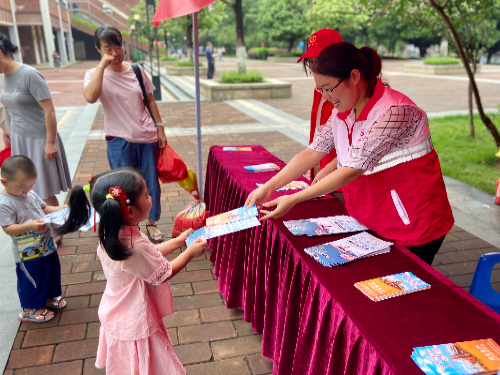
[223,147,252,151]
[186,205,260,246]
[303,232,392,267]
[354,272,431,302]
[41,207,101,232]
[284,215,368,236]
[244,163,280,173]
[257,180,309,191]
[412,338,500,375]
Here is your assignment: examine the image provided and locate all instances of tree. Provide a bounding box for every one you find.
[257,0,311,52]
[220,0,247,73]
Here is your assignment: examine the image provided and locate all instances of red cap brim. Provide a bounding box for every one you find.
[297,48,320,63]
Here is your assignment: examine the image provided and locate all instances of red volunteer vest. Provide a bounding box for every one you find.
[333,80,454,247]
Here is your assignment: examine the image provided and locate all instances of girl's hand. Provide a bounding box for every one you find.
[245,185,273,209]
[260,194,297,221]
[45,142,58,159]
[312,167,329,185]
[186,238,208,259]
[177,228,194,244]
[29,220,47,233]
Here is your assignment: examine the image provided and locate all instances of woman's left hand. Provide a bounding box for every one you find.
[158,131,168,149]
[45,142,58,159]
[260,194,298,221]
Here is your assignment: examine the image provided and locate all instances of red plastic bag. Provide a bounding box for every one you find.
[172,201,209,237]
[157,145,188,184]
[0,146,11,168]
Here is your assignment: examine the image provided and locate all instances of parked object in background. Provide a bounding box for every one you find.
[470,252,500,314]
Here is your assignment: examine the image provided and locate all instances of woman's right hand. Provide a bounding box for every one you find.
[186,238,208,259]
[98,54,115,69]
[312,167,329,185]
[245,184,274,209]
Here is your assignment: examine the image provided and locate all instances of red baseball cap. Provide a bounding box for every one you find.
[297,29,344,63]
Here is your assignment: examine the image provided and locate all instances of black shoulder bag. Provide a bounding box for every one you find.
[131,63,153,117]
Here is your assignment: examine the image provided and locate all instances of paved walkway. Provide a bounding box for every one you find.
[1,60,500,374]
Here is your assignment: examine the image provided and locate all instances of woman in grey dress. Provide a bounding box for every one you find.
[0,35,71,206]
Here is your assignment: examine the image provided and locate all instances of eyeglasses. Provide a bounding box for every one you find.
[315,79,344,95]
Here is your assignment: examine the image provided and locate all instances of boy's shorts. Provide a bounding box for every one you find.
[16,252,62,309]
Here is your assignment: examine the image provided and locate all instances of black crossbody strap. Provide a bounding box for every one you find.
[131,63,153,117]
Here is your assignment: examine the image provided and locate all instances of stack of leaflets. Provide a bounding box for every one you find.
[284,215,368,236]
[223,147,252,151]
[41,207,101,232]
[354,272,431,302]
[186,205,260,246]
[304,232,392,267]
[244,163,280,173]
[256,180,309,191]
[412,338,500,375]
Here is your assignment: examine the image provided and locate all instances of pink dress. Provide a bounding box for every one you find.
[95,226,185,375]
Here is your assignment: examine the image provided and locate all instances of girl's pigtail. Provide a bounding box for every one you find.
[53,186,92,235]
[98,198,132,261]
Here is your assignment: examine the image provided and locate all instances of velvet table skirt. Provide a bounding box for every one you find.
[204,145,500,375]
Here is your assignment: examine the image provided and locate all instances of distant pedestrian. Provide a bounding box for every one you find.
[0,156,67,324]
[0,35,72,208]
[205,42,218,79]
[55,169,208,374]
[52,50,60,72]
[83,26,167,244]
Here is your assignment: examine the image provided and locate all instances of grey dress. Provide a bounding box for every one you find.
[1,65,71,199]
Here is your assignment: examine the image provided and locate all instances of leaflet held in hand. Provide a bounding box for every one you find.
[304,232,392,267]
[355,272,431,301]
[284,215,368,236]
[411,338,500,375]
[186,205,260,246]
[244,163,280,173]
[41,207,100,232]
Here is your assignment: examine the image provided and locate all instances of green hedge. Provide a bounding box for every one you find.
[247,47,277,59]
[175,61,204,67]
[160,55,178,61]
[423,57,461,65]
[219,70,264,83]
[273,51,303,58]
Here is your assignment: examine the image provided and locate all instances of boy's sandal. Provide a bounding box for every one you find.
[146,224,164,244]
[46,296,66,310]
[18,309,54,323]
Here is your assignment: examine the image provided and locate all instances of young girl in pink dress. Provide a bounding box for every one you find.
[55,169,208,374]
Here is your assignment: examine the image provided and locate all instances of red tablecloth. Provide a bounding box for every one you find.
[204,145,500,375]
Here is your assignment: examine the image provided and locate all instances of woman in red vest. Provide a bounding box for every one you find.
[246,43,454,265]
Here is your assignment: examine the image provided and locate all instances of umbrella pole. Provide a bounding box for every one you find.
[193,11,203,201]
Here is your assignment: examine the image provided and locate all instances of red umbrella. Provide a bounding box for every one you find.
[153,0,217,200]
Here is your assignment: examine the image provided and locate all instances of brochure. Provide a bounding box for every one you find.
[186,216,260,246]
[206,205,258,227]
[284,215,368,236]
[41,207,101,232]
[412,338,500,375]
[256,180,309,191]
[244,163,280,173]
[354,272,431,302]
[223,147,252,151]
[303,232,392,267]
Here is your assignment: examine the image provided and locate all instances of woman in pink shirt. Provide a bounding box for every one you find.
[84,26,167,243]
[55,169,208,374]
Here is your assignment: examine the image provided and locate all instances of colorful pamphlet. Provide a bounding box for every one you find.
[256,180,309,191]
[412,338,500,375]
[223,147,252,151]
[303,232,392,267]
[354,272,431,301]
[186,216,260,246]
[284,215,368,236]
[244,163,280,173]
[41,207,101,232]
[206,205,258,227]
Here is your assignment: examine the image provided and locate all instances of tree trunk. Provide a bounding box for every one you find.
[468,81,474,138]
[429,0,500,148]
[186,16,193,62]
[234,0,246,74]
[288,39,294,52]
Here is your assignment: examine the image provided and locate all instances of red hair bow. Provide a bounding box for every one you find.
[107,187,130,220]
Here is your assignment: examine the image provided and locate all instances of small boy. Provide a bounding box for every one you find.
[0,156,67,323]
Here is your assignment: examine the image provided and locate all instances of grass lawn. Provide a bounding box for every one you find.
[429,113,500,195]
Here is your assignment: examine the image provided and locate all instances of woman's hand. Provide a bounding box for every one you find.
[98,54,115,69]
[45,142,58,159]
[245,185,273,209]
[157,129,167,149]
[260,194,298,221]
[2,131,10,147]
[312,167,329,185]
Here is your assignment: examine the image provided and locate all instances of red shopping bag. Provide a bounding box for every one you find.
[0,146,11,168]
[157,145,188,184]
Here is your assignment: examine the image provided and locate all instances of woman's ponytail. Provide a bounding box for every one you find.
[53,186,92,235]
[0,35,19,56]
[359,47,381,96]
[98,198,131,261]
